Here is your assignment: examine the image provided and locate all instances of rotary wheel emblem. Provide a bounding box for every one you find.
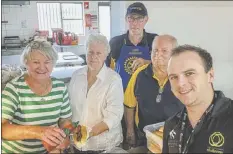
[124,57,137,75]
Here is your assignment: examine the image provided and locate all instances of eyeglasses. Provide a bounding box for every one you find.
[127,16,145,23]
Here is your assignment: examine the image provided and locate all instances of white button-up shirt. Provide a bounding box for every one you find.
[68,64,124,151]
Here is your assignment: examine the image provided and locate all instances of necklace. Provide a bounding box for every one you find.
[25,74,51,97]
[40,80,50,95]
[37,81,51,102]
[39,81,51,101]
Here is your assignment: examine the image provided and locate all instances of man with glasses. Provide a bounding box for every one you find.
[106,2,158,150]
[124,35,183,150]
[106,2,158,91]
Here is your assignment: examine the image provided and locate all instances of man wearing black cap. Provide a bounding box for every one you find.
[106,2,158,150]
[106,2,158,91]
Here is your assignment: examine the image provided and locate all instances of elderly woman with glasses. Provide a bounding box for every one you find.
[2,39,73,153]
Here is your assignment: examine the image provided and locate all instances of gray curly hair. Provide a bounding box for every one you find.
[86,34,110,55]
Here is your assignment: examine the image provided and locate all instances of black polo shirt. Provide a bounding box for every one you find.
[106,30,158,67]
[124,64,183,132]
[162,91,233,153]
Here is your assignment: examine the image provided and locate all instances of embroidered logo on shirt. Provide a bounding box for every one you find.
[129,49,142,55]
[168,129,179,153]
[209,132,224,147]
[124,56,137,75]
[169,129,176,139]
[207,132,224,154]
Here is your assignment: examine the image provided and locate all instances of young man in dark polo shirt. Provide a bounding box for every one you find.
[163,45,233,153]
[124,35,183,149]
[106,2,158,91]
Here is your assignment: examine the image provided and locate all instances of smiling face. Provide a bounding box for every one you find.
[126,14,148,36]
[26,49,53,80]
[167,51,214,107]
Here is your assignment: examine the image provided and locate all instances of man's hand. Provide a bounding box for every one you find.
[40,127,66,146]
[126,130,136,147]
[132,58,151,72]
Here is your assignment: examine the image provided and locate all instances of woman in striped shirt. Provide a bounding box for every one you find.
[2,40,73,153]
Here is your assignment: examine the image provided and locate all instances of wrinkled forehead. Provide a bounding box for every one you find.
[153,38,174,49]
[87,42,106,52]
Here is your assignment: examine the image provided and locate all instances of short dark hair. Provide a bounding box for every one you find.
[171,44,213,73]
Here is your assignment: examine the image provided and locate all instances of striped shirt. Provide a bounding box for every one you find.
[2,75,72,153]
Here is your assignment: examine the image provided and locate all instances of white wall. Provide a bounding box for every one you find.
[119,1,233,98]
[1,1,101,56]
[110,1,126,37]
[2,1,38,43]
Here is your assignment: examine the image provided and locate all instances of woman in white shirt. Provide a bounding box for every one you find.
[68,34,127,153]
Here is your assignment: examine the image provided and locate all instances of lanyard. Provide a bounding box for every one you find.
[178,93,216,153]
[155,78,168,103]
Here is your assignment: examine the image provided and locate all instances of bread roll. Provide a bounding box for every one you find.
[158,126,164,132]
[148,141,162,153]
[154,131,163,139]
[152,126,164,139]
[73,125,88,148]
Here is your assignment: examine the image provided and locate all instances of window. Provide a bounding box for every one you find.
[98,2,111,41]
[37,2,84,36]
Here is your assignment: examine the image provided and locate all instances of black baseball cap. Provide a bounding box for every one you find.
[126,2,148,17]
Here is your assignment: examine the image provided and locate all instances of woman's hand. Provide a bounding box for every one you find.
[56,136,70,150]
[40,127,66,146]
[89,122,109,137]
[49,148,61,154]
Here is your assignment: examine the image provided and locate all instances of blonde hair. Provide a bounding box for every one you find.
[21,39,58,66]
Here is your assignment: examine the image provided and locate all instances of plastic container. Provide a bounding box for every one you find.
[143,122,165,153]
